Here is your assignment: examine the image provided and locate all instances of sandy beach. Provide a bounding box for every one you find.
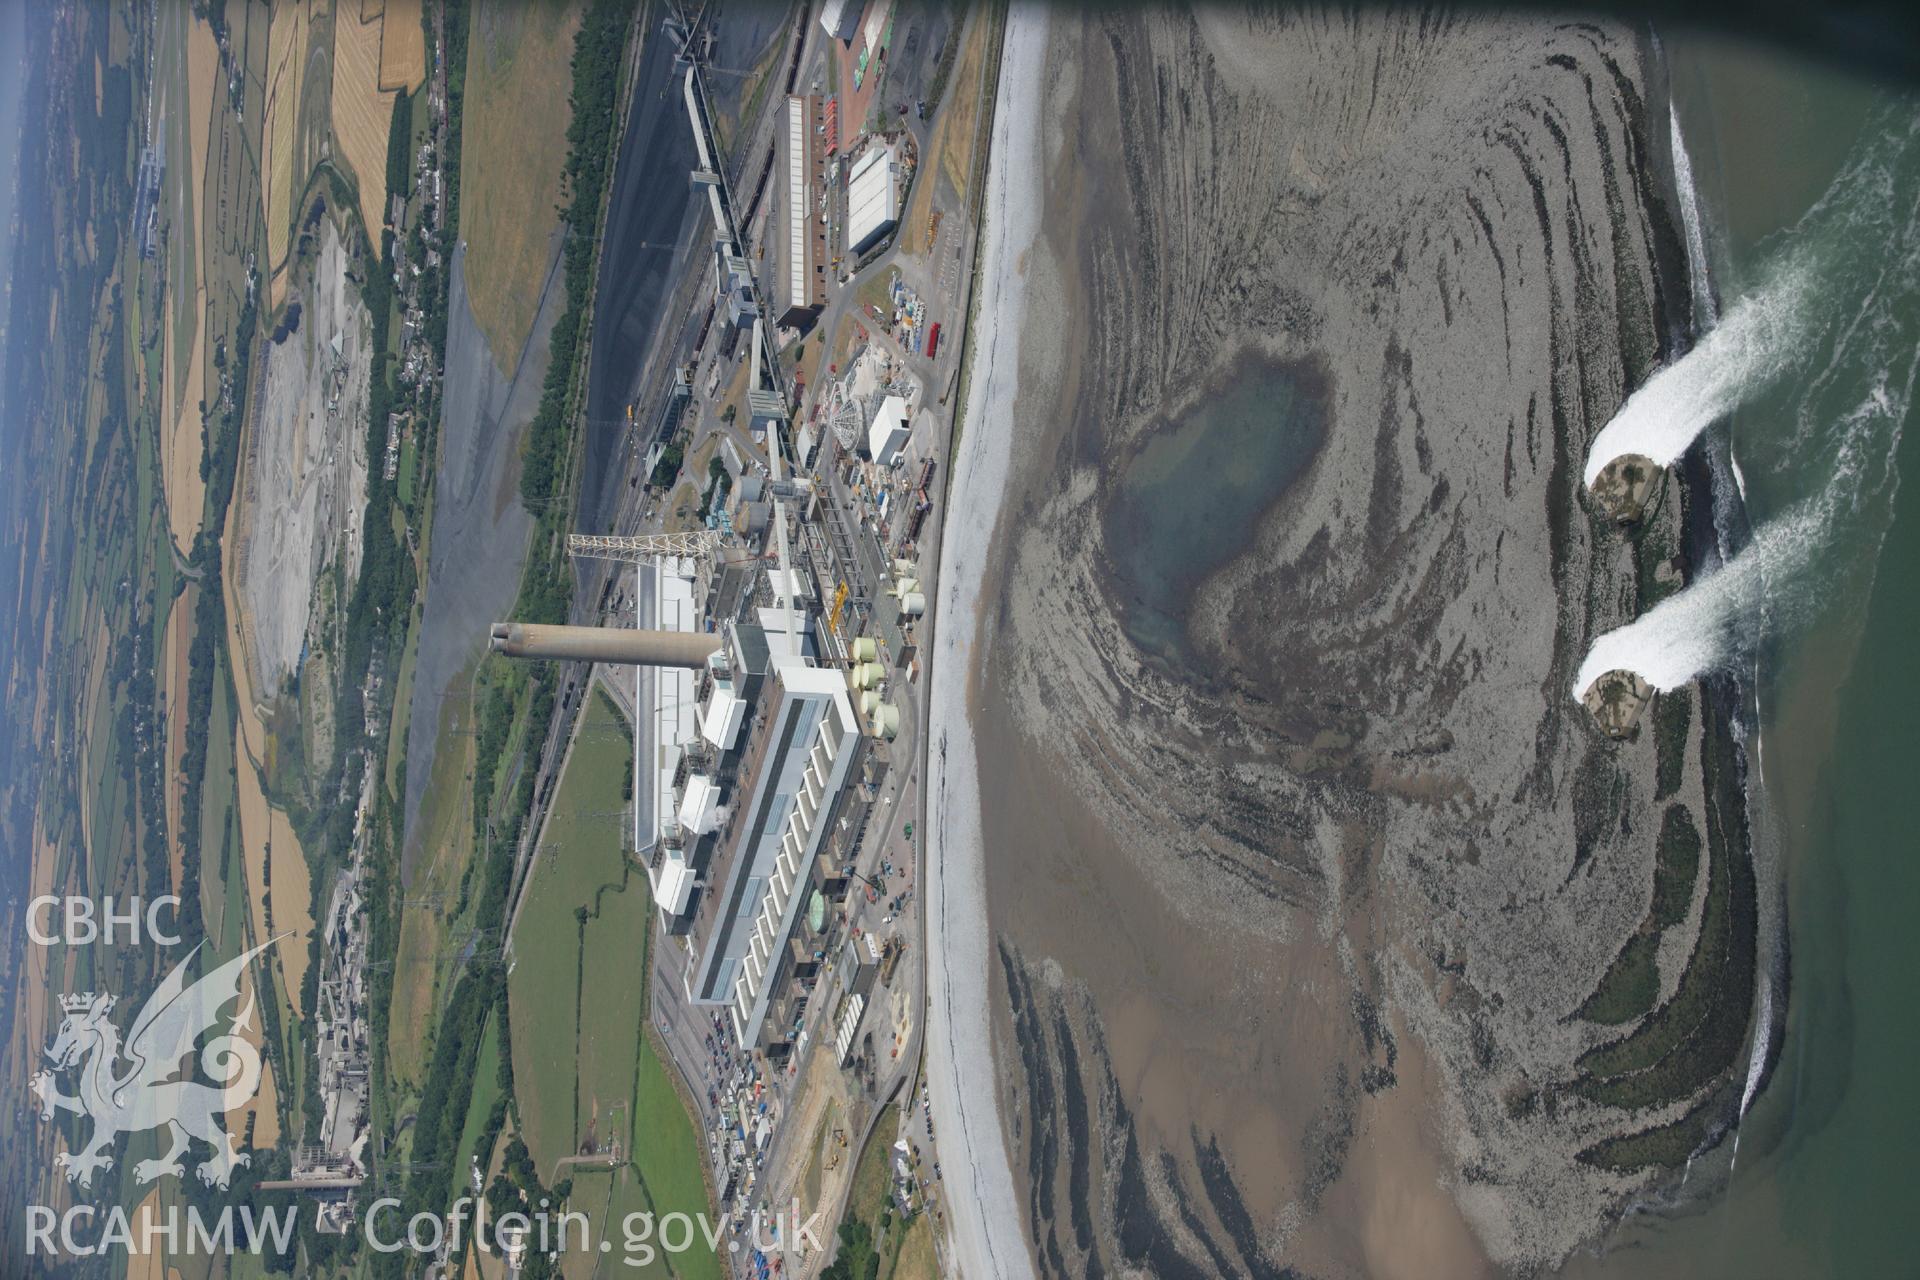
[920,8,1763,1275]
[922,7,1049,1278]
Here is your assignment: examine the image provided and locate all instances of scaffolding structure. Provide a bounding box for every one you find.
[567,531,726,563]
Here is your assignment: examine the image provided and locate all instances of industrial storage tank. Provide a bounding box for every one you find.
[850,662,885,688]
[898,592,926,617]
[869,702,900,739]
[851,636,879,663]
[859,689,881,716]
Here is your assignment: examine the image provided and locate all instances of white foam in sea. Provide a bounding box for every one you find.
[1579,106,1920,699]
[1582,265,1813,487]
[1573,500,1822,694]
[1586,108,1920,491]
[1672,109,1719,327]
[1575,368,1912,699]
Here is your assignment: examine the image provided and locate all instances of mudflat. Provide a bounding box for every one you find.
[964,11,1750,1274]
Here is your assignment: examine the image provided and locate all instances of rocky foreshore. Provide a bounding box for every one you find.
[957,9,1762,1275]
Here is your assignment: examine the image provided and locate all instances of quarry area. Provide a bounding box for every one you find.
[234,217,373,701]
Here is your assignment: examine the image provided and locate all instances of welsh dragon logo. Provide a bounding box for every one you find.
[30,939,276,1190]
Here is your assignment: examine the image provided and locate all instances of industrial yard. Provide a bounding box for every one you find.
[460,5,995,1275]
[3,1,981,1273]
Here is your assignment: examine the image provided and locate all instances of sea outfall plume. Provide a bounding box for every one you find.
[1582,262,1813,487]
[1585,109,1920,489]
[1575,499,1827,695]
[1580,107,1920,701]
[1577,300,1918,700]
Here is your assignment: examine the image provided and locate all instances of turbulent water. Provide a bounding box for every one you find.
[1582,254,1813,484]
[1578,107,1920,696]
[1672,110,1719,327]
[1583,106,1920,490]
[1565,46,1920,1275]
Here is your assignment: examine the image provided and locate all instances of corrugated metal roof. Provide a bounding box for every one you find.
[785,96,809,310]
[847,143,899,254]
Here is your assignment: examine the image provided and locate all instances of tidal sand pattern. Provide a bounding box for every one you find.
[962,11,1757,1274]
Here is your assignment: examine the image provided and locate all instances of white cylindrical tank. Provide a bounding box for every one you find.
[893,577,920,598]
[859,689,881,716]
[851,637,879,663]
[899,592,926,617]
[869,702,900,739]
[851,662,885,688]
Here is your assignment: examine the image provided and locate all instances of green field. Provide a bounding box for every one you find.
[396,432,418,505]
[504,686,718,1278]
[629,1036,719,1280]
[846,1104,899,1230]
[561,1039,717,1280]
[454,1011,507,1181]
[507,687,642,1172]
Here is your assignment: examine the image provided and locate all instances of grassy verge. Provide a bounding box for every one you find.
[940,1,1008,465]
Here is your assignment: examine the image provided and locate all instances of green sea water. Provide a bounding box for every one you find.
[1565,41,1920,1279]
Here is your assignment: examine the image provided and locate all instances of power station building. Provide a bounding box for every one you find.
[633,556,708,922]
[819,0,864,43]
[685,613,864,1054]
[866,394,912,467]
[714,241,760,330]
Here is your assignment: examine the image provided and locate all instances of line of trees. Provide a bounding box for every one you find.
[371,4,638,1267]
[174,291,260,956]
[518,0,638,508]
